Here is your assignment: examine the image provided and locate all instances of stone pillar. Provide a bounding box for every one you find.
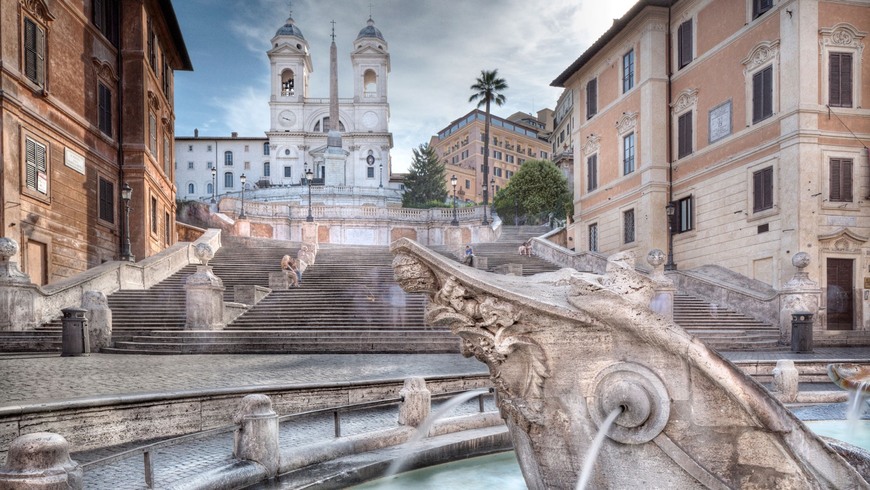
[0,238,38,331]
[301,222,318,245]
[647,249,675,319]
[0,432,83,489]
[82,291,111,350]
[780,252,821,343]
[185,245,226,330]
[772,360,799,403]
[398,377,431,428]
[233,394,279,477]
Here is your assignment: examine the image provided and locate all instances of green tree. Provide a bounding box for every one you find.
[493,160,571,225]
[402,143,448,208]
[468,69,508,217]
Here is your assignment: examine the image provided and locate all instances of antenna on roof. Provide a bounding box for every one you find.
[369,1,373,19]
[330,19,336,41]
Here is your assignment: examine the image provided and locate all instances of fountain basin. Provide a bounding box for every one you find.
[829,363,870,393]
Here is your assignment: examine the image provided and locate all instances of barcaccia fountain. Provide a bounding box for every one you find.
[390,238,869,489]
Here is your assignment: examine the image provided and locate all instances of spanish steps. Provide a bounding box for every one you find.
[0,227,784,353]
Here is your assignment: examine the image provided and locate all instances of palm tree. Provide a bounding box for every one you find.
[469,69,508,224]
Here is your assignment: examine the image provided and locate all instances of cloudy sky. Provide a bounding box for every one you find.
[173,0,638,172]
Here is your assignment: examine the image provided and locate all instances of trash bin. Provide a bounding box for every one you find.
[791,311,813,353]
[61,307,90,357]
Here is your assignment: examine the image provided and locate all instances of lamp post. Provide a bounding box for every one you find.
[120,182,134,262]
[490,178,496,217]
[482,180,489,225]
[239,173,247,219]
[451,174,459,226]
[210,167,216,203]
[514,197,519,226]
[665,201,677,271]
[379,162,383,188]
[305,166,314,222]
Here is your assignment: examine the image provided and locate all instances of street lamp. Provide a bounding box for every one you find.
[451,174,459,226]
[490,178,496,217]
[379,162,383,188]
[482,180,489,225]
[239,173,247,219]
[305,166,314,222]
[120,182,134,262]
[210,167,216,203]
[665,201,677,271]
[514,197,519,226]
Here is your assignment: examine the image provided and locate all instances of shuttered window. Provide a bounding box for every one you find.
[586,79,597,119]
[678,111,693,158]
[151,197,158,234]
[752,66,773,123]
[99,178,114,224]
[586,154,597,192]
[92,0,119,46]
[98,83,112,136]
[25,137,47,194]
[149,113,157,155]
[678,20,693,69]
[828,53,853,108]
[163,132,171,174]
[752,0,773,19]
[752,166,773,212]
[23,17,45,87]
[829,158,853,202]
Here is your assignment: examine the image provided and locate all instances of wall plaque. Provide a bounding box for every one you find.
[65,148,86,175]
[708,100,732,144]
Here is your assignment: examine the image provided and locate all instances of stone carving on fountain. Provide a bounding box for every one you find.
[391,238,869,489]
[828,363,870,394]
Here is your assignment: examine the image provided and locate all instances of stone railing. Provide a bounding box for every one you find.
[531,228,608,274]
[221,198,489,224]
[0,229,222,330]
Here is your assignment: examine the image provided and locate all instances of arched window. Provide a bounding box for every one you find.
[281,69,295,96]
[263,162,270,176]
[224,172,233,188]
[263,142,270,155]
[187,183,195,194]
[363,69,377,97]
[207,183,213,194]
[316,117,345,133]
[224,151,233,166]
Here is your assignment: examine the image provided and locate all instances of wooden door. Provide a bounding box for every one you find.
[25,240,47,286]
[826,258,854,330]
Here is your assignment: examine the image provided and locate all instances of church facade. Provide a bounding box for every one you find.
[175,14,399,203]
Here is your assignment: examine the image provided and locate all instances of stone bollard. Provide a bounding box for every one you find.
[398,377,431,428]
[185,245,226,330]
[233,394,279,477]
[82,291,111,351]
[268,271,290,290]
[772,360,799,403]
[0,432,83,489]
[647,249,675,319]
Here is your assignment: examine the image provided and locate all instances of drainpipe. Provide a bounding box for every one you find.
[664,4,677,271]
[116,4,125,260]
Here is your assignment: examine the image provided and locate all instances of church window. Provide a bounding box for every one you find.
[314,121,320,132]
[281,69,295,96]
[363,69,377,97]
[284,166,292,178]
[367,166,375,178]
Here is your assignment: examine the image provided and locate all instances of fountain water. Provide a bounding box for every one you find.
[828,363,870,422]
[384,388,490,478]
[575,407,622,490]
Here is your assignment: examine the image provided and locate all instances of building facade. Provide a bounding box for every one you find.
[0,0,190,284]
[175,14,399,203]
[553,0,869,330]
[430,109,552,204]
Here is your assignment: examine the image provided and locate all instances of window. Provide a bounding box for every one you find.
[586,79,597,119]
[678,20,693,69]
[187,183,194,194]
[623,209,635,244]
[367,166,375,178]
[752,66,773,123]
[150,196,158,234]
[588,223,598,252]
[678,111,693,158]
[284,166,292,178]
[465,180,470,189]
[98,177,114,224]
[162,58,172,96]
[147,17,157,72]
[675,196,693,233]
[752,166,773,212]
[93,0,119,46]
[188,145,193,152]
[829,158,853,202]
[187,161,194,169]
[207,145,212,152]
[752,0,773,19]
[163,133,171,174]
[207,161,213,169]
[23,17,46,87]
[24,136,48,195]
[149,113,157,155]
[586,153,598,192]
[263,162,270,176]
[541,151,548,159]
[244,145,249,152]
[224,172,233,188]
[244,161,250,170]
[164,211,171,245]
[98,83,112,136]
[224,151,233,166]
[623,133,635,174]
[622,49,635,93]
[263,143,270,155]
[207,183,213,195]
[829,53,853,108]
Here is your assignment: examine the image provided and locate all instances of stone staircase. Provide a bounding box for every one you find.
[674,293,782,350]
[432,225,561,276]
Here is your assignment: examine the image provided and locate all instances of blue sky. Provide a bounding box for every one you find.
[172,0,638,172]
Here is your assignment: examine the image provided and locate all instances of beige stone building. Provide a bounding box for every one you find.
[553,0,869,331]
[0,0,191,284]
[430,108,552,205]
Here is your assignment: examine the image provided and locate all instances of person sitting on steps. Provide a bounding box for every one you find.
[280,255,300,288]
[463,244,474,266]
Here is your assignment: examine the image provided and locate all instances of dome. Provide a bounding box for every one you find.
[276,17,305,39]
[356,17,385,42]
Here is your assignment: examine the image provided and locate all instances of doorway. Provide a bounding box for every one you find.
[826,258,854,330]
[25,240,48,286]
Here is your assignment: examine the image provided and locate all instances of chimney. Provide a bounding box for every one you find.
[194,128,199,138]
[231,132,238,138]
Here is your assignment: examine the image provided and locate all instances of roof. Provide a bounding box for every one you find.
[357,18,385,41]
[551,0,673,87]
[158,0,193,71]
[276,17,305,39]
